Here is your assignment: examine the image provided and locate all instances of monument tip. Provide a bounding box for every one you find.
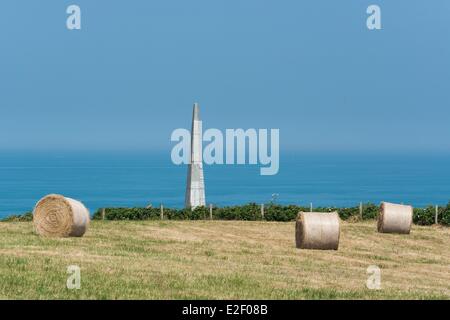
[193,102,200,120]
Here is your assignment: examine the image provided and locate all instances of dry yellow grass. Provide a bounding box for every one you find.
[0,220,449,299]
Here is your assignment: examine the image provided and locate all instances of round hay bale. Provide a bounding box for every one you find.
[295,212,340,250]
[377,202,412,234]
[33,194,90,237]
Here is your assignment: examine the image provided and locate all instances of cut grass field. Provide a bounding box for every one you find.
[0,220,449,299]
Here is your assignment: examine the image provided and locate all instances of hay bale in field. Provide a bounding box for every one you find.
[33,194,90,237]
[295,212,340,250]
[377,202,412,234]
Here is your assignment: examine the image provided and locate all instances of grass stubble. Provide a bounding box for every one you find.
[0,220,448,299]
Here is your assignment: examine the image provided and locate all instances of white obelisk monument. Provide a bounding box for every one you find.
[185,103,206,208]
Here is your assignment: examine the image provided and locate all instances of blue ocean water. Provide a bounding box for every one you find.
[0,151,449,218]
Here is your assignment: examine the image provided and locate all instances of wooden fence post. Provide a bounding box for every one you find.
[209,204,213,220]
[359,202,363,220]
[435,205,439,225]
[261,204,265,220]
[160,204,164,220]
[101,208,105,220]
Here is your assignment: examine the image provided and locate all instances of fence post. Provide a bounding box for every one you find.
[359,202,363,220]
[435,205,439,225]
[101,208,105,220]
[209,204,213,220]
[160,204,164,220]
[310,202,313,212]
[261,204,265,220]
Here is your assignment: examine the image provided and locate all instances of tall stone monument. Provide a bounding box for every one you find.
[185,103,206,208]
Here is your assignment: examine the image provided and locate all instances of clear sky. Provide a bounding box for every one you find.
[0,0,449,152]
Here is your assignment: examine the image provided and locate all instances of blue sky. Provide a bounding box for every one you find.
[0,0,449,152]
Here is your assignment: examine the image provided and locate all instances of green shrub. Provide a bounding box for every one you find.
[440,203,450,226]
[92,207,160,220]
[214,203,261,220]
[337,207,359,220]
[1,212,33,222]
[362,203,379,220]
[413,206,436,225]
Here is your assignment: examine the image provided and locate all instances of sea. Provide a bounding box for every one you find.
[1,151,450,219]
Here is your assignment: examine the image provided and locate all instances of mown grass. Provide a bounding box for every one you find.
[0,220,448,299]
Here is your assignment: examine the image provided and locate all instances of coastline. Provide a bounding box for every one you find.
[2,151,450,219]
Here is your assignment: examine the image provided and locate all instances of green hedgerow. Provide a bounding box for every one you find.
[6,203,450,226]
[1,212,33,222]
